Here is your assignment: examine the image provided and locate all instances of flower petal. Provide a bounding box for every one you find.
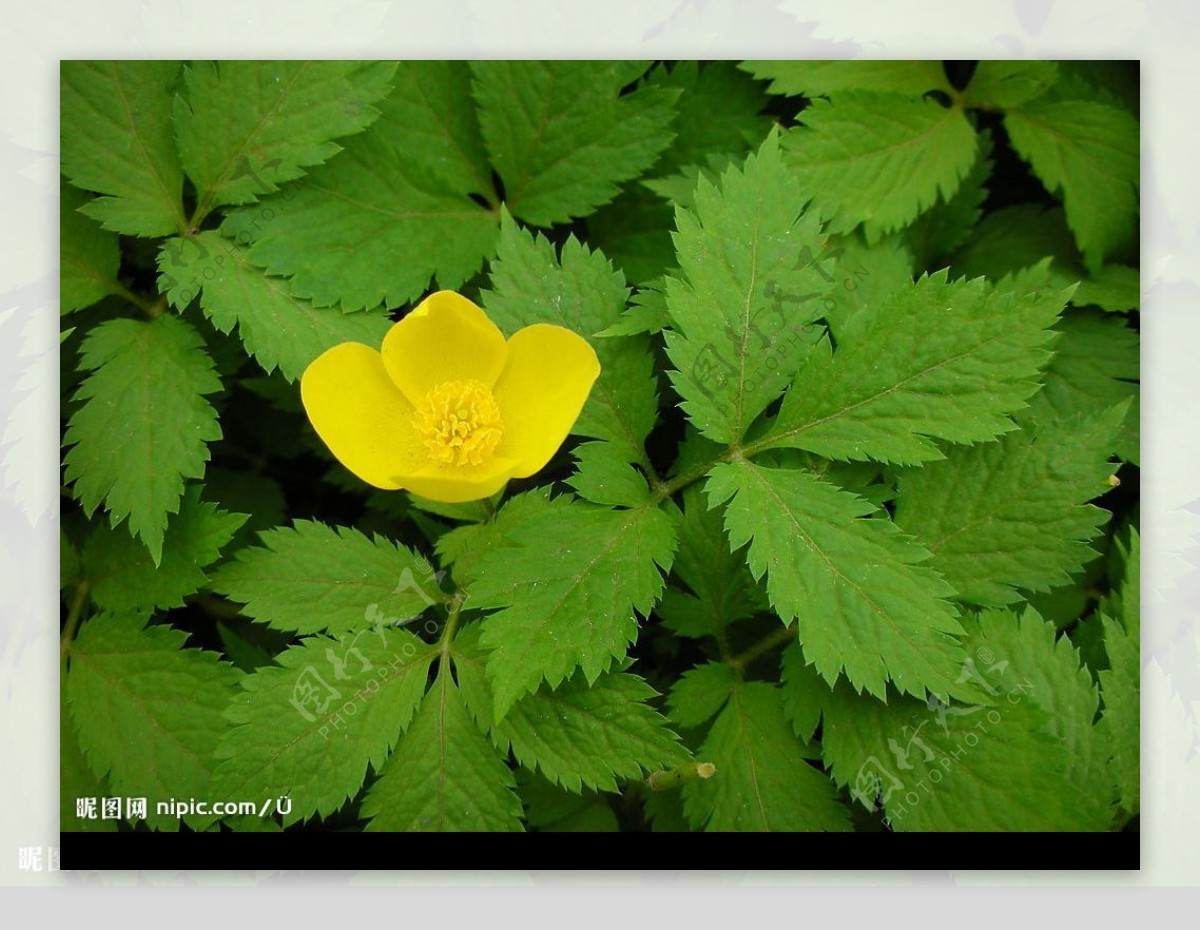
[403,456,520,503]
[382,290,508,405]
[493,323,601,478]
[300,342,429,490]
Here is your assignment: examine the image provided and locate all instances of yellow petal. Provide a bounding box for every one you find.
[300,342,429,490]
[381,290,508,406]
[493,323,601,478]
[402,456,520,503]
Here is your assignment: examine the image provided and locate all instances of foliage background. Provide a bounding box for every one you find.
[59,60,1139,834]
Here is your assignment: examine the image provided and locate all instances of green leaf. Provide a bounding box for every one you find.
[707,461,967,702]
[965,607,1113,827]
[566,441,651,508]
[222,62,499,312]
[823,608,1112,831]
[174,60,396,215]
[1004,99,1139,270]
[472,498,677,719]
[667,661,740,728]
[62,315,223,564]
[741,60,951,97]
[213,628,435,825]
[485,666,690,793]
[645,61,771,178]
[61,682,117,833]
[471,60,677,225]
[484,213,658,465]
[434,490,563,589]
[84,487,246,614]
[682,682,851,832]
[1099,528,1139,814]
[907,130,994,268]
[1074,264,1140,312]
[212,520,445,636]
[780,642,829,743]
[656,486,767,641]
[894,405,1125,605]
[586,187,677,286]
[756,271,1064,464]
[516,770,619,832]
[964,61,1058,109]
[1025,309,1139,463]
[157,231,392,381]
[66,613,242,830]
[1098,611,1138,816]
[362,662,523,832]
[60,60,186,235]
[782,92,977,240]
[60,181,121,314]
[663,133,832,444]
[948,204,1081,289]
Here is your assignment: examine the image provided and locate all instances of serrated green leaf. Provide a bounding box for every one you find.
[84,486,246,614]
[907,130,994,268]
[60,181,121,315]
[780,642,829,743]
[434,490,563,589]
[472,499,677,720]
[1074,264,1140,312]
[566,441,651,508]
[222,63,499,311]
[741,60,951,97]
[964,607,1113,827]
[895,405,1125,605]
[707,461,967,702]
[483,213,657,465]
[362,662,523,832]
[663,133,832,444]
[213,628,435,825]
[682,682,851,832]
[948,204,1081,290]
[212,520,445,636]
[471,60,677,226]
[157,231,392,381]
[486,667,690,793]
[61,681,117,833]
[821,668,1099,831]
[174,60,396,216]
[516,770,619,832]
[964,61,1058,108]
[1025,309,1139,463]
[62,315,223,564]
[645,61,771,178]
[60,60,186,235]
[1005,99,1138,270]
[1098,611,1138,816]
[66,613,242,830]
[657,486,767,641]
[667,661,739,728]
[756,271,1063,464]
[586,187,677,286]
[782,92,977,240]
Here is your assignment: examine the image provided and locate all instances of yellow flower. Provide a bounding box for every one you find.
[300,290,600,503]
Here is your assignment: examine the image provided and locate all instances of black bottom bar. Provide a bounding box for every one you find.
[61,829,1139,872]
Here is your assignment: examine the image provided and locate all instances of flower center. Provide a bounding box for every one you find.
[413,379,504,467]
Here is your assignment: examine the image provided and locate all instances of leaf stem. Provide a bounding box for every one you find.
[112,281,164,319]
[437,593,465,657]
[728,622,796,672]
[60,579,89,664]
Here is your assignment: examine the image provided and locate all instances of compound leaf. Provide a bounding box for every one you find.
[63,315,223,564]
